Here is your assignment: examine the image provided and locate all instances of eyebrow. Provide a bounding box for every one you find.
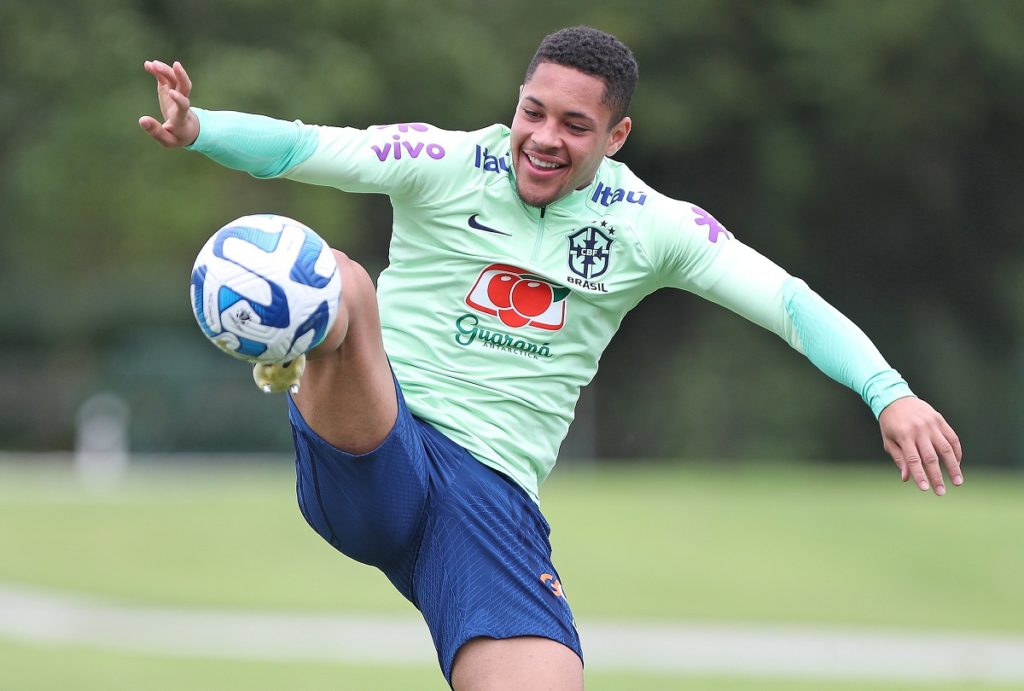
[523,95,598,124]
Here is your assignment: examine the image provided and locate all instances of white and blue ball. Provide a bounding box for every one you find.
[190,214,341,363]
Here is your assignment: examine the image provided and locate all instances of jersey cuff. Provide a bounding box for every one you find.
[862,371,916,419]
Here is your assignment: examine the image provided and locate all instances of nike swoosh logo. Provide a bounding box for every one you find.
[468,214,511,236]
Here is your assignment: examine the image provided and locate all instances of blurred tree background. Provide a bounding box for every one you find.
[0,0,1020,467]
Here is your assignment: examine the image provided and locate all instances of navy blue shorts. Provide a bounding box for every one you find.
[288,381,581,683]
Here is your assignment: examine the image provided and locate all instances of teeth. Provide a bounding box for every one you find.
[528,154,562,169]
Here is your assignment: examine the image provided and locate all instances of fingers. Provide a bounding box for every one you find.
[140,59,198,147]
[879,398,963,497]
[937,420,964,487]
[143,59,190,111]
[884,440,909,483]
[146,59,192,92]
[173,61,192,97]
[919,441,946,496]
[165,87,192,122]
[886,429,963,497]
[138,115,177,147]
[144,59,175,86]
[892,444,933,491]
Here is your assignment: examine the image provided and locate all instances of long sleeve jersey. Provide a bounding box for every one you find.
[189,109,914,503]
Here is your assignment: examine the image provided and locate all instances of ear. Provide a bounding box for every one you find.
[605,116,632,157]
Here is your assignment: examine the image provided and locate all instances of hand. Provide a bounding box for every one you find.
[138,60,200,147]
[879,397,963,496]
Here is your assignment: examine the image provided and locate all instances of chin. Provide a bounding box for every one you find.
[515,183,558,208]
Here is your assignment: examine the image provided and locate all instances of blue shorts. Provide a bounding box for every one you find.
[288,381,581,683]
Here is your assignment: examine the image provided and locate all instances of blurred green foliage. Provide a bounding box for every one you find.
[0,0,1021,464]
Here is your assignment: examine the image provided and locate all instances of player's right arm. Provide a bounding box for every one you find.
[139,59,464,198]
[139,59,310,176]
[139,60,200,148]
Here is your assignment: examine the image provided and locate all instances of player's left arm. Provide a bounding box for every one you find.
[780,274,963,495]
[651,204,962,495]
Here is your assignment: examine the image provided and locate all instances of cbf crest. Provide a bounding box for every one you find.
[567,224,614,280]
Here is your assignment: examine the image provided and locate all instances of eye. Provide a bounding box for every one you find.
[567,123,589,133]
[521,108,542,120]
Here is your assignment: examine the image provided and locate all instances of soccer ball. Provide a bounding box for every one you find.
[189,214,341,363]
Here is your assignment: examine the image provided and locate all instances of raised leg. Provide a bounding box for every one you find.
[292,249,398,454]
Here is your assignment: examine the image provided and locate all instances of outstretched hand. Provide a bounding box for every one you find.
[879,397,963,496]
[139,60,200,147]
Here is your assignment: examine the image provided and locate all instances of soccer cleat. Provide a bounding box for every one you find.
[252,354,306,394]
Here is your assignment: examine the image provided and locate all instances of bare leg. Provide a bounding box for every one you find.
[292,249,397,454]
[451,637,584,691]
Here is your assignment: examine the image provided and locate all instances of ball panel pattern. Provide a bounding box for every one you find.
[189,215,341,363]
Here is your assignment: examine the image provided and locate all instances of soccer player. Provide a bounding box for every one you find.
[140,26,963,690]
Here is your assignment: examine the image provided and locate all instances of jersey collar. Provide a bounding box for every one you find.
[505,156,606,220]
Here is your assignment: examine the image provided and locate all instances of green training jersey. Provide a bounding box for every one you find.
[189,111,913,503]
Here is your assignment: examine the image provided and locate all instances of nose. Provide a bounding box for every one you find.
[530,119,561,151]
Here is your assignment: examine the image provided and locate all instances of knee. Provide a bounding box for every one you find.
[309,250,376,355]
[332,250,379,315]
[332,249,372,288]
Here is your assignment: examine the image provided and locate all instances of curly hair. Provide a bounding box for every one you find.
[524,26,639,126]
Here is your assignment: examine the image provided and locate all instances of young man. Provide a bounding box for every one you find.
[141,26,963,691]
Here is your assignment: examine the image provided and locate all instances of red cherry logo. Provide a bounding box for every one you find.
[486,272,518,309]
[498,309,530,328]
[510,280,553,318]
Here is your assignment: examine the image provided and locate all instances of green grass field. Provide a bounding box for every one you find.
[0,638,1011,691]
[0,458,1021,689]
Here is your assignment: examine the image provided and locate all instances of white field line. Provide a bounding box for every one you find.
[2,583,1024,682]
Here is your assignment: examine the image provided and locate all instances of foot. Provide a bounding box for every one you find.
[252,355,306,394]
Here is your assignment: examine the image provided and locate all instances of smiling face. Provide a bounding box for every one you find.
[510,62,632,208]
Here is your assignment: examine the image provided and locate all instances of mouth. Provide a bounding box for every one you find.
[524,151,566,173]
